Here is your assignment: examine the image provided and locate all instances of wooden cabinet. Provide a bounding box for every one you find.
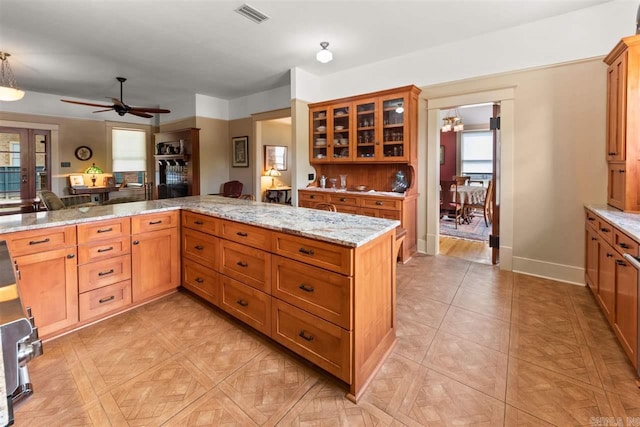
[2,226,78,338]
[614,251,638,362]
[132,211,180,303]
[154,128,200,199]
[597,238,616,320]
[604,35,640,211]
[584,223,599,291]
[181,211,220,305]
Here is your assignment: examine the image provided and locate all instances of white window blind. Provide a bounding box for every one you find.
[112,129,146,172]
[461,130,493,174]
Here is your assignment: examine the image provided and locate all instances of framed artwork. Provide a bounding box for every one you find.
[103,176,116,187]
[264,145,287,171]
[69,174,85,187]
[74,145,93,161]
[440,145,445,164]
[232,136,249,167]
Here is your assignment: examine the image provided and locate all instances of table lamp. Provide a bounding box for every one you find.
[265,167,281,188]
[85,163,103,187]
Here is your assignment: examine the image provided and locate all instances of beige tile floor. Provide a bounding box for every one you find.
[13,254,640,426]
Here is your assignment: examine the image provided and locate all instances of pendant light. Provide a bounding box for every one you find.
[316,42,333,63]
[0,52,25,101]
[441,108,464,132]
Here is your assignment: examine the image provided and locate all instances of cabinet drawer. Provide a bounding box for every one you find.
[585,209,598,229]
[182,211,218,235]
[273,233,353,276]
[78,236,130,264]
[361,197,401,211]
[219,240,271,292]
[182,228,218,268]
[219,220,272,251]
[272,255,352,329]
[360,207,401,220]
[271,299,351,383]
[3,226,76,256]
[299,191,327,204]
[182,258,219,306]
[327,194,359,207]
[613,228,639,256]
[336,205,359,215]
[220,275,271,335]
[79,280,131,322]
[77,218,130,244]
[78,254,132,293]
[132,210,179,233]
[597,218,614,245]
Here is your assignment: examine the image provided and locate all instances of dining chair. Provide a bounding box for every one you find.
[439,180,462,228]
[453,175,469,186]
[466,179,493,226]
[314,202,337,212]
[39,190,96,211]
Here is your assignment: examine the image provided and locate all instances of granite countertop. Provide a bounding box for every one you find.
[0,196,400,248]
[586,204,640,241]
[301,186,406,198]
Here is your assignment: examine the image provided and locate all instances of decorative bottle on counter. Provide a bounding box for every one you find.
[392,171,408,193]
[320,175,326,189]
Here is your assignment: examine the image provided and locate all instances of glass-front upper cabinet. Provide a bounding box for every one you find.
[330,103,352,161]
[310,107,329,162]
[380,95,407,161]
[355,98,377,160]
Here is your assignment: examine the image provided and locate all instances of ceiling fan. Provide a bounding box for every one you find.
[61,77,170,118]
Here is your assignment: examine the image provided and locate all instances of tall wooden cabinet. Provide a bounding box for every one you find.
[604,35,640,211]
[154,128,200,199]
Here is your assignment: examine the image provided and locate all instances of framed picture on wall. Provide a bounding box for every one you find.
[264,145,287,171]
[232,136,249,167]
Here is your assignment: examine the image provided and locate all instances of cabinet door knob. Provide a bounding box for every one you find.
[606,253,614,258]
[133,240,140,245]
[67,253,75,259]
[236,299,249,307]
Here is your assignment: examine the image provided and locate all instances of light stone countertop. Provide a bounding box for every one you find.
[0,196,400,248]
[300,186,406,198]
[586,204,640,242]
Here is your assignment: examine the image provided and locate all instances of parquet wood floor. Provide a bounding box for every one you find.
[14,254,640,426]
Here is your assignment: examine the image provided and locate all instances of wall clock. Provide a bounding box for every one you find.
[74,146,93,161]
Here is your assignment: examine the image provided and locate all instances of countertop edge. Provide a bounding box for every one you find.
[585,204,640,243]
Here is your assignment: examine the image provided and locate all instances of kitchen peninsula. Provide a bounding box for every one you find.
[0,196,400,401]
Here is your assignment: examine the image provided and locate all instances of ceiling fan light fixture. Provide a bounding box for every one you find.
[0,52,25,102]
[316,42,333,63]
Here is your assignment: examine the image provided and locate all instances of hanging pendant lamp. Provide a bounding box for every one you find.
[0,52,25,101]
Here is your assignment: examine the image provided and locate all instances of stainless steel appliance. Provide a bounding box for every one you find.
[622,252,640,377]
[0,241,42,426]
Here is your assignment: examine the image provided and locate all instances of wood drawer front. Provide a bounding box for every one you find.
[219,240,271,293]
[4,226,76,256]
[182,211,218,235]
[183,228,218,268]
[219,220,272,251]
[77,218,130,244]
[299,191,327,204]
[132,210,179,234]
[271,299,351,383]
[327,194,359,207]
[613,228,639,256]
[596,218,614,245]
[273,233,353,276]
[361,197,401,211]
[360,207,401,220]
[336,205,360,215]
[78,236,131,264]
[585,209,598,229]
[272,255,352,329]
[182,258,219,306]
[79,280,131,322]
[78,254,132,293]
[220,275,271,335]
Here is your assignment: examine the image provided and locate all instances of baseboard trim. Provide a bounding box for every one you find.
[512,256,585,286]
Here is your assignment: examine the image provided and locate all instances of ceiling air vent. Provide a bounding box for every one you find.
[235,4,270,24]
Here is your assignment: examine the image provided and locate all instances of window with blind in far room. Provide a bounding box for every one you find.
[461,130,493,175]
[112,128,146,172]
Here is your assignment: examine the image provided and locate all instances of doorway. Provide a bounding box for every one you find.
[0,127,51,214]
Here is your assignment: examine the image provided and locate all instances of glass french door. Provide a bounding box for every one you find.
[0,127,51,213]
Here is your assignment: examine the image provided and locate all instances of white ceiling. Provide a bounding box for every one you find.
[0,0,611,109]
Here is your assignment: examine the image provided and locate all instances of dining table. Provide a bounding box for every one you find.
[452,185,486,223]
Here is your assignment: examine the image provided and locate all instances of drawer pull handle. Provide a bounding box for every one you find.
[67,253,75,259]
[194,220,204,225]
[619,169,625,173]
[298,284,315,293]
[616,259,627,266]
[99,295,115,304]
[195,277,204,283]
[298,330,314,342]
[97,246,114,253]
[375,201,383,206]
[97,227,113,233]
[149,220,163,225]
[299,247,315,255]
[29,238,50,245]
[600,228,610,233]
[619,243,630,249]
[98,269,114,276]
[236,231,249,237]
[587,217,595,221]
[236,299,249,307]
[591,237,597,241]
[237,261,248,267]
[194,245,204,251]
[608,152,616,156]
[340,198,346,202]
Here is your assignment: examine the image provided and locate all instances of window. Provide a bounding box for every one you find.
[112,129,146,172]
[461,130,493,175]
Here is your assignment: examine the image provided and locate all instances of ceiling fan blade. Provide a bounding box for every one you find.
[111,98,125,107]
[92,108,114,113]
[127,110,153,119]
[129,107,171,114]
[61,99,114,108]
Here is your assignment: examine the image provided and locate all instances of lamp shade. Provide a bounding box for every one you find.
[0,86,24,101]
[85,163,103,174]
[265,167,281,177]
[316,42,333,63]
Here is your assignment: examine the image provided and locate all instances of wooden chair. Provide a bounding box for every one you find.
[439,180,462,228]
[314,202,337,212]
[221,180,243,198]
[238,194,255,200]
[453,175,469,186]
[39,190,95,210]
[466,179,493,226]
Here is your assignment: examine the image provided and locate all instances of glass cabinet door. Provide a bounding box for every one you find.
[311,108,329,162]
[355,98,377,161]
[381,95,407,160]
[330,103,351,161]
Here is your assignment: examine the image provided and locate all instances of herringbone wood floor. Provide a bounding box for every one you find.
[13,254,640,426]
